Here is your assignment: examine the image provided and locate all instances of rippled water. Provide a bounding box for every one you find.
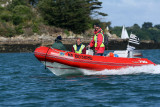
[0,49,160,106]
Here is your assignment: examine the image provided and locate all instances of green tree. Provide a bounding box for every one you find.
[38,0,107,33]
[154,24,160,29]
[0,10,12,22]
[132,24,140,29]
[142,22,153,29]
[12,5,32,25]
[28,0,37,6]
[111,26,122,37]
[7,0,28,10]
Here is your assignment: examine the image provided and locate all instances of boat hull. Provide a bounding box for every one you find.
[41,61,83,76]
[34,46,156,72]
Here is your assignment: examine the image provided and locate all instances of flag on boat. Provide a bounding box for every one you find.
[129,34,140,45]
[127,34,140,51]
[127,45,135,51]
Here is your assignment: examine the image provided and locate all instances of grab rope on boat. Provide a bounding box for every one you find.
[45,47,50,69]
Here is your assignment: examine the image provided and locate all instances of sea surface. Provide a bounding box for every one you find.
[0,49,160,107]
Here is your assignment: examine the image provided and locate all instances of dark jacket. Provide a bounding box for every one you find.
[52,40,67,50]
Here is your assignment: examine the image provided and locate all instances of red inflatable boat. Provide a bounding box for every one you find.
[34,46,155,75]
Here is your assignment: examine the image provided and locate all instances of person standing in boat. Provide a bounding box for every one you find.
[52,35,67,50]
[71,38,86,54]
[87,24,105,56]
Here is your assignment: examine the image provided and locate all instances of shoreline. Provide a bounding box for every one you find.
[0,38,160,53]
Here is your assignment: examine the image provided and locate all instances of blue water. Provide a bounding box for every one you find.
[0,50,160,106]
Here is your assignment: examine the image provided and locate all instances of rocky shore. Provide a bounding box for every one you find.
[0,35,160,53]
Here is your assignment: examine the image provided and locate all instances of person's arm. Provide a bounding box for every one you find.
[62,46,67,51]
[89,36,95,47]
[52,43,56,48]
[82,47,86,54]
[71,46,75,53]
[59,43,67,51]
[60,43,67,50]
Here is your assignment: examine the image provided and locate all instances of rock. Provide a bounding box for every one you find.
[68,36,75,39]
[0,37,8,41]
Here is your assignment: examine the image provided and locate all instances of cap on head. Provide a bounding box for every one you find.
[95,24,100,28]
[56,35,62,40]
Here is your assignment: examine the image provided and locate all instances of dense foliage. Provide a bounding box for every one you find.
[0,0,107,36]
[0,0,160,42]
[0,0,41,37]
[38,0,107,33]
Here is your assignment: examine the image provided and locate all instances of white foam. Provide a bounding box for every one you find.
[44,60,160,76]
[81,65,160,75]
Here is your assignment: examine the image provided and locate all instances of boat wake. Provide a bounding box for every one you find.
[44,61,160,76]
[82,64,160,76]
